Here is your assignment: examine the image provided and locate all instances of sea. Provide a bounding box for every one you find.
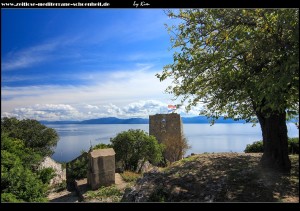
[47,123,299,163]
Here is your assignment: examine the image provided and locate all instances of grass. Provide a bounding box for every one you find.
[120,171,142,183]
[85,185,123,202]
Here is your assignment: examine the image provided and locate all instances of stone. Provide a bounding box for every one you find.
[149,113,184,162]
[39,156,66,185]
[87,148,115,190]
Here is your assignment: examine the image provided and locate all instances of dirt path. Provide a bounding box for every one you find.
[115,173,127,189]
[48,190,78,202]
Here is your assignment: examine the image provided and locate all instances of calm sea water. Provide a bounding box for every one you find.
[47,123,299,162]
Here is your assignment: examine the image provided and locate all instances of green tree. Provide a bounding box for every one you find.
[157,9,299,172]
[110,129,164,171]
[1,117,59,157]
[1,134,49,202]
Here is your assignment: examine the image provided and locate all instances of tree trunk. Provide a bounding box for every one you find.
[256,111,291,173]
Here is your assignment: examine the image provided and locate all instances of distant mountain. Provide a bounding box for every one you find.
[39,120,81,124]
[41,116,247,125]
[80,117,149,124]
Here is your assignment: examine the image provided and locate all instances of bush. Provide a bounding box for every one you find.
[1,133,49,202]
[53,180,67,192]
[162,135,190,163]
[110,129,164,171]
[244,137,299,154]
[67,153,88,181]
[1,193,23,202]
[244,141,264,153]
[38,167,56,184]
[92,143,112,150]
[85,185,123,202]
[288,137,299,154]
[1,163,48,202]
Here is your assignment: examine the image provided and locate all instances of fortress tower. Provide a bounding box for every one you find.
[149,113,184,162]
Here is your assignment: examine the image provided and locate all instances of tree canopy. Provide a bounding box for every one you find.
[157,9,299,172]
[1,118,59,202]
[1,133,52,202]
[110,129,164,171]
[1,117,59,157]
[158,9,299,123]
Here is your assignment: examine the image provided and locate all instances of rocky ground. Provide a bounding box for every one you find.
[122,153,299,202]
[47,153,299,202]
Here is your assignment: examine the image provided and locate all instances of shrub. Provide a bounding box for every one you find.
[67,153,88,181]
[1,193,23,202]
[110,129,164,171]
[244,137,299,154]
[92,143,112,150]
[53,180,67,192]
[162,135,190,163]
[244,141,264,153]
[85,185,123,202]
[1,133,49,202]
[38,167,56,184]
[288,137,299,154]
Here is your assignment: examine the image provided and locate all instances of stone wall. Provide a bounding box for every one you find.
[149,113,184,162]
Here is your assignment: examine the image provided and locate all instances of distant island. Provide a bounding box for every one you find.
[40,116,247,125]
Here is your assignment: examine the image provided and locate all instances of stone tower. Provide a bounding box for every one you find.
[149,113,184,162]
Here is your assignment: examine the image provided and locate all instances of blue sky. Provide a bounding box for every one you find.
[1,9,201,120]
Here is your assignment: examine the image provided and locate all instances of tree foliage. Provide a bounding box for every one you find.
[66,153,89,181]
[1,118,59,202]
[1,117,59,157]
[1,133,50,202]
[110,129,164,171]
[158,9,298,122]
[157,9,299,172]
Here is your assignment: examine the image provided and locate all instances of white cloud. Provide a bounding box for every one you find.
[2,36,81,71]
[1,68,174,119]
[1,99,203,121]
[1,104,80,121]
[1,65,207,121]
[2,42,58,71]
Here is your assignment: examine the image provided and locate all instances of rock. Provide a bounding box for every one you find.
[136,160,154,173]
[39,156,66,185]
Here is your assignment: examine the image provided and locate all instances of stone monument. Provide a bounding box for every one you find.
[87,148,115,190]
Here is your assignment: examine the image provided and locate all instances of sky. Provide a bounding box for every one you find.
[1,9,202,121]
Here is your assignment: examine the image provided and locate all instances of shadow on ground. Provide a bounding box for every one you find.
[122,153,299,202]
[49,191,78,202]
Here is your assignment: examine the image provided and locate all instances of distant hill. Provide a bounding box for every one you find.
[80,117,149,124]
[40,116,247,125]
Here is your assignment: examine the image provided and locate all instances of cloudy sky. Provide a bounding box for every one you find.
[1,9,202,121]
